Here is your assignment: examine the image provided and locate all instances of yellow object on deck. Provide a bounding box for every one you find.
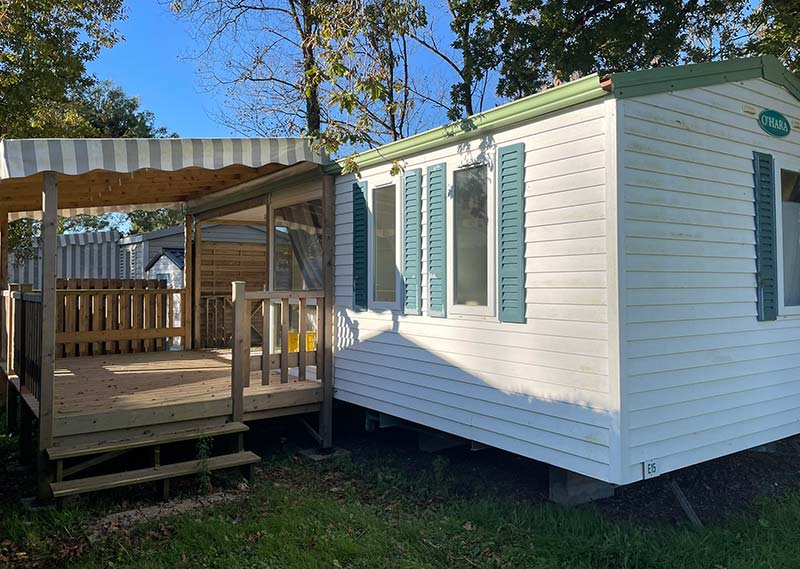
[288,332,317,352]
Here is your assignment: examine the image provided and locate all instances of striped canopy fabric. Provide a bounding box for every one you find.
[0,138,323,180]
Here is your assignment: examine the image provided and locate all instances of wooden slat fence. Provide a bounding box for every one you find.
[55,278,186,357]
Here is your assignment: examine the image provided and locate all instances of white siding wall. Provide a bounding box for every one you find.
[619,78,800,483]
[334,101,618,481]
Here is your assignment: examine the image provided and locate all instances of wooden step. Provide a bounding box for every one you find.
[50,451,260,498]
[47,421,250,461]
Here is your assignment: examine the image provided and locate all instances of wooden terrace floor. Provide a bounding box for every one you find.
[50,349,321,452]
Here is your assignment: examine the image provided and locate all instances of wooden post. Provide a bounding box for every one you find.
[183,215,194,350]
[231,281,247,422]
[0,210,8,413]
[320,175,336,449]
[193,222,203,348]
[39,171,58,499]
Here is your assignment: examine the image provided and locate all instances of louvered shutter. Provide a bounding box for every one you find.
[753,152,778,321]
[498,143,526,323]
[352,180,369,311]
[403,169,422,314]
[427,163,447,317]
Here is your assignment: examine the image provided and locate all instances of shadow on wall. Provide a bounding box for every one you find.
[333,308,614,481]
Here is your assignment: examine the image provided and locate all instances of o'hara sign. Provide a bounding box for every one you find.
[758,109,791,137]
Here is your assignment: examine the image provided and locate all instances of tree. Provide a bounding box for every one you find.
[310,0,427,157]
[128,209,185,235]
[0,0,124,138]
[81,81,174,138]
[744,0,800,74]
[170,0,323,137]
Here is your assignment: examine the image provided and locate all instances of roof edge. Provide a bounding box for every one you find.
[611,56,800,102]
[324,73,607,174]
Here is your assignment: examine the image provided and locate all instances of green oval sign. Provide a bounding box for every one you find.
[758,109,791,137]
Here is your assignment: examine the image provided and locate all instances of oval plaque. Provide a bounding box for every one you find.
[758,109,791,137]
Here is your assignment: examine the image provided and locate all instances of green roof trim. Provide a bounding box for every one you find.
[611,55,800,102]
[323,73,608,174]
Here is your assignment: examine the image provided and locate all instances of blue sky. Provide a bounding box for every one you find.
[86,1,501,142]
[87,1,235,138]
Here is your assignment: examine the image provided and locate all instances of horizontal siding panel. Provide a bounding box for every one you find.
[335,343,609,394]
[629,350,800,393]
[625,186,754,216]
[625,168,754,202]
[527,236,606,257]
[630,391,800,448]
[336,368,611,445]
[624,203,753,231]
[626,287,755,306]
[625,237,754,259]
[625,220,754,245]
[629,406,800,463]
[525,186,605,211]
[334,390,611,480]
[629,366,800,410]
[337,334,609,378]
[349,316,608,356]
[628,325,800,358]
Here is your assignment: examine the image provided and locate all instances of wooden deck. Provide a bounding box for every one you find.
[50,349,322,453]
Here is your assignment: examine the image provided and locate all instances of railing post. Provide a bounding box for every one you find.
[320,174,336,449]
[39,171,57,500]
[231,281,248,422]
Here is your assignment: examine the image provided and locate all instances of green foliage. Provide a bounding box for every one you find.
[0,0,124,138]
[127,209,185,236]
[80,81,175,139]
[745,0,800,74]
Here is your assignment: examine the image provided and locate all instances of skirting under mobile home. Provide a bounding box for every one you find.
[330,56,800,486]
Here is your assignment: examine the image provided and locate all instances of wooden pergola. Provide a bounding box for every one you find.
[0,137,335,500]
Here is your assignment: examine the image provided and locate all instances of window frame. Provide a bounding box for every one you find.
[775,158,800,317]
[268,188,323,292]
[447,160,497,319]
[367,175,402,311]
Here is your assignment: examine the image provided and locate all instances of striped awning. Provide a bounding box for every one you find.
[0,137,326,219]
[0,138,324,180]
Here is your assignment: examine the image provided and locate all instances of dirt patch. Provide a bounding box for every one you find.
[85,483,251,543]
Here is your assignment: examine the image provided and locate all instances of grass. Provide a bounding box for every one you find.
[1,422,800,568]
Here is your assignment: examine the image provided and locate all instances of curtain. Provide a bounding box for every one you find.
[276,200,323,290]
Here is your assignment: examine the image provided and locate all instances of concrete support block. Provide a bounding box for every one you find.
[549,466,614,505]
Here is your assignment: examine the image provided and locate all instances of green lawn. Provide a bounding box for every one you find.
[2,428,800,568]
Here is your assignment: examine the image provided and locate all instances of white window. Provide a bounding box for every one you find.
[779,167,800,311]
[448,163,495,317]
[369,183,399,309]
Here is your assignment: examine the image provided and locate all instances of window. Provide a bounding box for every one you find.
[781,169,800,306]
[372,184,397,304]
[273,199,323,291]
[453,165,489,307]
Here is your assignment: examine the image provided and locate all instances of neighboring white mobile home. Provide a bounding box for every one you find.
[331,56,800,491]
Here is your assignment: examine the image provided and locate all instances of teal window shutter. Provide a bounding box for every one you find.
[498,143,526,323]
[403,169,422,314]
[352,180,369,311]
[753,152,778,321]
[427,163,447,317]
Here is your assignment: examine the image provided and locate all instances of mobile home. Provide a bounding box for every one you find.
[331,56,800,495]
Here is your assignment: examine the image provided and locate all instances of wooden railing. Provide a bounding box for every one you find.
[10,290,43,402]
[230,283,324,421]
[199,294,265,349]
[55,279,186,357]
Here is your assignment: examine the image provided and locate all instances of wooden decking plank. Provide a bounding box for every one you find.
[50,451,260,498]
[48,421,249,460]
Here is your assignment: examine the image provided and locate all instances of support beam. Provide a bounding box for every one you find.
[193,221,203,347]
[231,281,247,422]
[0,209,7,413]
[183,215,194,350]
[319,175,336,449]
[39,172,58,500]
